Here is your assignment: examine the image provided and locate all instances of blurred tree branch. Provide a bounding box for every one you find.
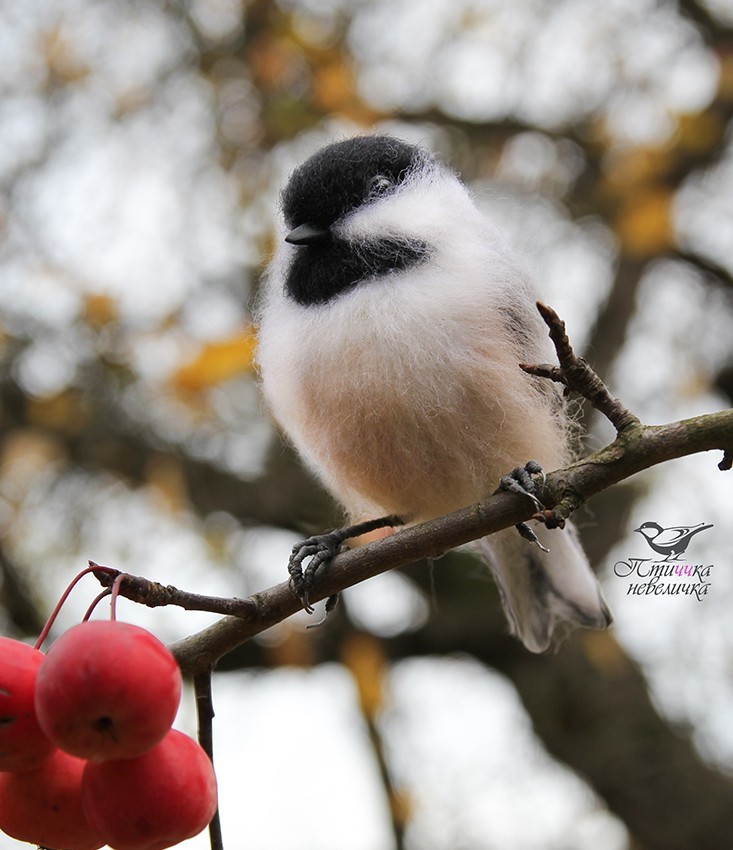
[380,590,733,850]
[0,544,46,636]
[0,370,335,533]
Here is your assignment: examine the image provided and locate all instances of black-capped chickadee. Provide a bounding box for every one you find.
[256,135,611,652]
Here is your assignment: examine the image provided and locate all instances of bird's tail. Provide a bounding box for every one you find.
[476,522,612,653]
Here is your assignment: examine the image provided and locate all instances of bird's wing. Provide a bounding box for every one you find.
[654,526,695,547]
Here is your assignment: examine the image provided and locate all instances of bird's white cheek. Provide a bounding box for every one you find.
[338,171,475,245]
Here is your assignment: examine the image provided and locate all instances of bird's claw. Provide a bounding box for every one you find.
[515,521,550,552]
[499,460,549,551]
[287,515,403,619]
[288,531,345,614]
[499,460,545,512]
[305,594,340,629]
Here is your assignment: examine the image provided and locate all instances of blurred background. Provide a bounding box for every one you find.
[2,0,733,848]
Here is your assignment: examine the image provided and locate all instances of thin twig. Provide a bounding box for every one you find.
[520,301,641,433]
[89,563,259,618]
[194,670,224,850]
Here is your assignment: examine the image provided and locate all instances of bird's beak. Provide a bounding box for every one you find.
[285,223,332,246]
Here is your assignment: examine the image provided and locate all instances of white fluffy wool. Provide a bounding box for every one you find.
[256,145,610,652]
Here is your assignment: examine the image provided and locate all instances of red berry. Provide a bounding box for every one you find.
[35,620,182,761]
[0,637,55,772]
[82,728,218,850]
[0,747,104,849]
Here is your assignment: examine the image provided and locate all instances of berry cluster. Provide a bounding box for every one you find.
[0,618,217,850]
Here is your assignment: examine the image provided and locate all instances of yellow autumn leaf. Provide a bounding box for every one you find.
[675,110,725,155]
[310,61,383,124]
[265,628,316,668]
[26,390,90,435]
[311,62,355,111]
[580,631,630,676]
[341,632,386,717]
[616,189,672,257]
[250,34,304,91]
[172,331,256,393]
[603,147,675,188]
[145,454,188,513]
[83,293,118,328]
[1,432,64,479]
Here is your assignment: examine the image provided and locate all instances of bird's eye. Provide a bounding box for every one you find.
[368,174,393,195]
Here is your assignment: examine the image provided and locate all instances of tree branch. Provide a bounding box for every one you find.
[90,566,258,619]
[164,405,732,672]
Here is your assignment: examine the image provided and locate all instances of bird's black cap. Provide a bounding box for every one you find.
[280,136,431,306]
[282,136,424,231]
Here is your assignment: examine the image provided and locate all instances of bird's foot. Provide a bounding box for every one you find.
[288,514,403,620]
[499,461,550,552]
[288,530,345,615]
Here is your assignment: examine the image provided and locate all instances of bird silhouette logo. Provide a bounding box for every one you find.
[634,522,714,561]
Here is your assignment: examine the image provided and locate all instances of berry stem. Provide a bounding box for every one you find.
[34,564,117,650]
[83,589,112,621]
[109,574,126,621]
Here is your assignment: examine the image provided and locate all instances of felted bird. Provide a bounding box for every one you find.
[634,522,713,560]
